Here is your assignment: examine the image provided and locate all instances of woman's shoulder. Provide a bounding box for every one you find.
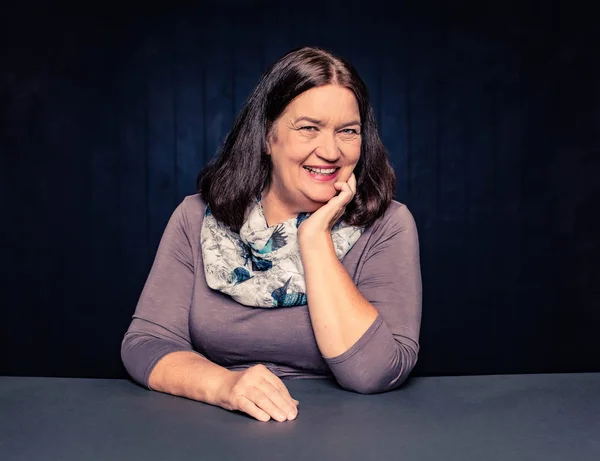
[171,194,207,233]
[179,193,207,214]
[378,199,416,227]
[367,200,418,239]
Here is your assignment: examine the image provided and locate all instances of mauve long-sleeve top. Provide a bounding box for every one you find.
[121,194,422,394]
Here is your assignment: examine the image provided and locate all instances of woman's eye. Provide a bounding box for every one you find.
[340,128,359,135]
[299,126,318,131]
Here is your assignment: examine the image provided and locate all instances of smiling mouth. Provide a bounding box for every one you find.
[303,166,339,175]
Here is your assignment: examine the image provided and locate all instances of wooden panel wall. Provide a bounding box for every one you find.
[1,0,598,378]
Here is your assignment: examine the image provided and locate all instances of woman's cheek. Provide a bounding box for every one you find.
[342,166,357,182]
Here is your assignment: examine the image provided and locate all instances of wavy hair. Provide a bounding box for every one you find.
[197,46,395,232]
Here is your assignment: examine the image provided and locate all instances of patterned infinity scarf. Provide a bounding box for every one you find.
[200,199,363,307]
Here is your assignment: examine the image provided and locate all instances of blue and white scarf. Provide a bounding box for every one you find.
[200,199,363,307]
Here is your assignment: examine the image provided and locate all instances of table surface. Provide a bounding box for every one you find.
[1,373,599,461]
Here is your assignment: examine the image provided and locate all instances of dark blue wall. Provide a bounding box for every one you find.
[1,0,598,378]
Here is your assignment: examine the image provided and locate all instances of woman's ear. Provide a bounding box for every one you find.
[265,122,278,156]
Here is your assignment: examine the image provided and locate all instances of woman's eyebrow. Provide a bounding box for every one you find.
[294,116,361,128]
[294,116,325,126]
[338,120,362,128]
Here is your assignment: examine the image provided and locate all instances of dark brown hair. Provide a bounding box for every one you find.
[197,46,396,232]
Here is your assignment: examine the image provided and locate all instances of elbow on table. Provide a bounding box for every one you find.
[335,348,418,395]
[338,370,411,395]
[120,330,196,388]
[120,332,145,386]
[120,331,175,388]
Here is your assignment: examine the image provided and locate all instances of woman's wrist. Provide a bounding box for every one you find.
[299,230,334,260]
[298,225,329,243]
[209,368,239,408]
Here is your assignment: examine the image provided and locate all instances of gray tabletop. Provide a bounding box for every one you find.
[1,373,599,461]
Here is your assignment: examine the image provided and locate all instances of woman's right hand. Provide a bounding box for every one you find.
[217,364,299,422]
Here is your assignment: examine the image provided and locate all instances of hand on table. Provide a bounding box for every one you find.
[218,364,299,422]
[297,173,357,243]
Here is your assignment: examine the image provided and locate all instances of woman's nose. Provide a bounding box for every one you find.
[316,133,341,162]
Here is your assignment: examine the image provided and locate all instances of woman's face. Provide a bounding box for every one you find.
[265,84,362,214]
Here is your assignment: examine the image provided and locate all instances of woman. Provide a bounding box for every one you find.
[121,47,422,423]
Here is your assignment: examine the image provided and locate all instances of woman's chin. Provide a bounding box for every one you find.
[301,193,336,209]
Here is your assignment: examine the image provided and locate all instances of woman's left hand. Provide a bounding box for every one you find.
[298,173,357,242]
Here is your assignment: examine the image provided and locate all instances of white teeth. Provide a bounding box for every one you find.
[304,167,337,174]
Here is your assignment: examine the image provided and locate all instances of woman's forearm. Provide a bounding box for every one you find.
[148,351,300,421]
[300,233,379,358]
[148,351,233,406]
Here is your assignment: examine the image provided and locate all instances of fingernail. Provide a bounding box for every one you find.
[276,413,286,422]
[288,411,297,420]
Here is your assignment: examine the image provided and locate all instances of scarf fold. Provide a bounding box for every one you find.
[200,199,363,307]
